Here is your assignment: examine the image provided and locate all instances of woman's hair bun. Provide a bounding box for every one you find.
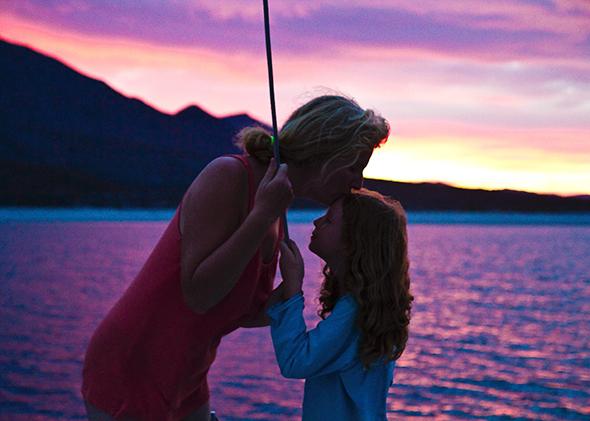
[234,126,274,163]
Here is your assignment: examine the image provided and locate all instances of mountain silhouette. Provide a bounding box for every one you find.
[362,180,590,212]
[0,38,268,206]
[1,38,589,212]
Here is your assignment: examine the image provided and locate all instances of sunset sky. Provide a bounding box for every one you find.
[1,0,589,196]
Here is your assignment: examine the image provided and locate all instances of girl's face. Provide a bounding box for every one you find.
[301,149,373,206]
[309,198,346,266]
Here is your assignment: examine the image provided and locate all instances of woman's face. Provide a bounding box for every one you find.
[301,149,373,206]
[309,198,345,266]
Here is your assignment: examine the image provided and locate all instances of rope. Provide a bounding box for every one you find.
[263,0,290,241]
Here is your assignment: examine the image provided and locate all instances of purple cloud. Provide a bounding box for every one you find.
[3,0,589,61]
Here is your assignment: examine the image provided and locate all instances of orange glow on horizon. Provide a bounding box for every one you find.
[366,137,589,197]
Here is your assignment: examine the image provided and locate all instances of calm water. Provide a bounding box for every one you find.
[1,211,589,420]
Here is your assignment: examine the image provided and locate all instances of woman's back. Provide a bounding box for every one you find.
[82,155,280,420]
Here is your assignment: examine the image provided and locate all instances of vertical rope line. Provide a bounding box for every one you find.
[263,0,290,241]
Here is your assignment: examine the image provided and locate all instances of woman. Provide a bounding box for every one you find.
[81,94,390,420]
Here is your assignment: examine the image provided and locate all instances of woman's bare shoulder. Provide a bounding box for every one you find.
[198,155,246,182]
[180,156,249,231]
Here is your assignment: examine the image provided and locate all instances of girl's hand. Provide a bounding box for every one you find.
[279,240,304,299]
[253,158,293,224]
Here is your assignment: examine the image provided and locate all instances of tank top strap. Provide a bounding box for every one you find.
[225,154,255,212]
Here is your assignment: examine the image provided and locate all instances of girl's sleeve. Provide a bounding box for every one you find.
[266,292,358,379]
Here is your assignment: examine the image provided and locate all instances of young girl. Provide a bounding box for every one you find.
[267,188,413,420]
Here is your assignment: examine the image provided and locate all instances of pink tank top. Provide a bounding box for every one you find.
[82,155,281,420]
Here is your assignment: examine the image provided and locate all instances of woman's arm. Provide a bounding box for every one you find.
[181,157,292,314]
[267,293,359,379]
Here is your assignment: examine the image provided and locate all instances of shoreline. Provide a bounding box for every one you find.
[2,208,590,225]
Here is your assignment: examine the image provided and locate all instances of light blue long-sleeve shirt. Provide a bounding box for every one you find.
[267,292,394,420]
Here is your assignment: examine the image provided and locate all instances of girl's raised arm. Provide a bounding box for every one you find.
[267,293,359,379]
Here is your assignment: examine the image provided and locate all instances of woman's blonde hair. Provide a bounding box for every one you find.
[234,95,389,177]
[318,188,413,368]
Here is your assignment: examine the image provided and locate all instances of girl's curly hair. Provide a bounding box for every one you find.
[318,189,413,368]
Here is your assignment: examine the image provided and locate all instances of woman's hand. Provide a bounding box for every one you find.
[253,158,293,224]
[279,240,304,299]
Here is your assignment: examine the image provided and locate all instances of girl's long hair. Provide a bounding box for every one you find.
[234,94,389,178]
[318,189,413,368]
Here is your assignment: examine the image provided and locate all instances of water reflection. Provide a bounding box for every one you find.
[0,222,588,419]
